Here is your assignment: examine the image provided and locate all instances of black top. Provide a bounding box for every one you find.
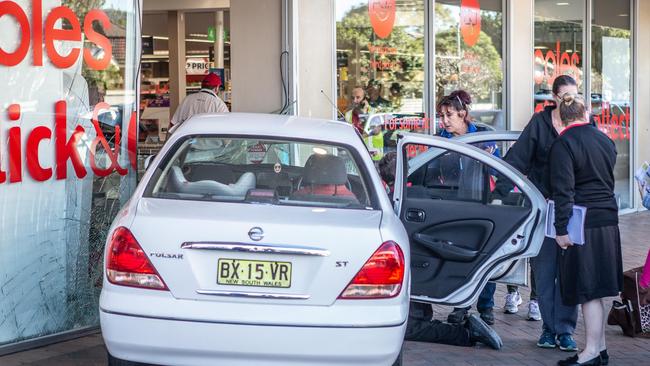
[549,124,618,236]
[494,105,597,199]
[494,106,559,198]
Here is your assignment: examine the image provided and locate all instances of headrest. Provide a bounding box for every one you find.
[302,154,348,185]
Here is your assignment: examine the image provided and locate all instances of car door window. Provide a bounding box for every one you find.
[406,143,528,207]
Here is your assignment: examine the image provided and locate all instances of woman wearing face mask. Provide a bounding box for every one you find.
[434,90,502,326]
[493,75,586,352]
[550,93,622,366]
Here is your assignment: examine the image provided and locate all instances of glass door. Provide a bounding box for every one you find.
[590,0,633,209]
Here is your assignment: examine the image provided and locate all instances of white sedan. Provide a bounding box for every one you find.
[100,113,546,366]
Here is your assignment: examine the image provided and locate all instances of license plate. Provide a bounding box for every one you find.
[217,258,292,288]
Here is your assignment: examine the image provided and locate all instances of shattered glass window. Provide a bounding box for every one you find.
[0,0,139,348]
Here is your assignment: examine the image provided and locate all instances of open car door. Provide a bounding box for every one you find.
[453,131,531,287]
[394,133,546,307]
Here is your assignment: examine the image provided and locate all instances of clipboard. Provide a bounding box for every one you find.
[545,200,587,245]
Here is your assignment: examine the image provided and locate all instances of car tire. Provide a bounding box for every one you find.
[108,352,152,366]
[391,346,404,366]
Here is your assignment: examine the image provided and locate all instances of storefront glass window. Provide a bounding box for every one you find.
[534,0,633,210]
[591,0,632,209]
[335,0,426,154]
[534,0,584,112]
[140,11,231,151]
[435,0,505,130]
[0,0,139,348]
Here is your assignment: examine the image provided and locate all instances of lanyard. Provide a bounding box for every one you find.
[200,89,217,97]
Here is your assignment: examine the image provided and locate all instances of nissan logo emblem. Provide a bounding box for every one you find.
[248,227,264,241]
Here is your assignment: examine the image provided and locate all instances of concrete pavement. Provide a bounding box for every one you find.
[1,211,648,366]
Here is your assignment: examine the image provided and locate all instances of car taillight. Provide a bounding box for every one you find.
[339,241,405,299]
[106,227,168,291]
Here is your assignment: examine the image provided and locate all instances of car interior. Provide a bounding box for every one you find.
[151,141,371,208]
[291,154,360,205]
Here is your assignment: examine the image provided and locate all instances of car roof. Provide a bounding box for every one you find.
[175,113,361,146]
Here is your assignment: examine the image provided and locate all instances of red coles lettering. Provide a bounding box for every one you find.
[84,9,112,70]
[44,6,82,69]
[0,0,112,70]
[534,41,581,87]
[26,126,53,181]
[0,1,31,66]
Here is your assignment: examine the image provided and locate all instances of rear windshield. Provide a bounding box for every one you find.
[145,137,375,209]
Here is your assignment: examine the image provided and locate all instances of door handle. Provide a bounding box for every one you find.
[406,209,426,222]
[413,233,478,262]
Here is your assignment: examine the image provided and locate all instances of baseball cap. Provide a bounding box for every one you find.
[202,73,222,88]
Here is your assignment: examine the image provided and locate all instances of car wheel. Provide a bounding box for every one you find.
[391,346,404,366]
[108,352,152,366]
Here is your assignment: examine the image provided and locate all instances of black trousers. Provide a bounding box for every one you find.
[404,302,472,347]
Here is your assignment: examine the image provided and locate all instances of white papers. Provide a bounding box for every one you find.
[634,161,650,199]
[545,200,587,245]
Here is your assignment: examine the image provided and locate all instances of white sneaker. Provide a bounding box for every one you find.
[504,291,523,314]
[527,300,542,321]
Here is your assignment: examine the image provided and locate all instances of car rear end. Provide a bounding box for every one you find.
[100,121,409,366]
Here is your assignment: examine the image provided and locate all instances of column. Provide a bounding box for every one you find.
[215,11,225,69]
[296,0,335,118]
[168,10,186,119]
[636,0,650,209]
[507,0,534,130]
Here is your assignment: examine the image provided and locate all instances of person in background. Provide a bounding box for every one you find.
[366,79,391,110]
[550,92,622,366]
[169,72,229,134]
[378,152,503,350]
[641,250,650,290]
[389,82,403,110]
[379,151,398,197]
[435,90,501,326]
[366,118,384,163]
[493,75,582,351]
[345,86,371,136]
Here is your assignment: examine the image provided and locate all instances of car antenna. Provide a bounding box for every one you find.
[320,89,345,119]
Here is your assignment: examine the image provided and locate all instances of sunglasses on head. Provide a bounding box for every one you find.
[455,95,464,109]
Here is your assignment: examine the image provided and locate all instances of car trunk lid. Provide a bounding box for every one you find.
[129,198,384,306]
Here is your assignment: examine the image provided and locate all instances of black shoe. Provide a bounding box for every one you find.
[479,308,495,325]
[557,354,602,366]
[447,308,469,324]
[468,314,502,350]
[600,350,608,366]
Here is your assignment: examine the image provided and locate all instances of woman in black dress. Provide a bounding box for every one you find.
[550,93,623,366]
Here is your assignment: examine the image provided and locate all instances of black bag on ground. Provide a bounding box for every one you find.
[607,266,650,338]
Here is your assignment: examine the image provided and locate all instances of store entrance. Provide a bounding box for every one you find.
[139,8,230,149]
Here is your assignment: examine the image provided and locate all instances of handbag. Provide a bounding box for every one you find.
[607,299,637,337]
[607,266,650,337]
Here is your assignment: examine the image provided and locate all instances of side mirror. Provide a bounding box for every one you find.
[144,155,155,170]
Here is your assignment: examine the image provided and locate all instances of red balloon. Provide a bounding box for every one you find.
[460,0,481,47]
[368,0,396,39]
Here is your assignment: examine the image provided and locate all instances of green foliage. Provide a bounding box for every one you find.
[62,0,125,99]
[336,4,425,105]
[336,3,504,109]
[435,29,503,101]
[63,0,106,19]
